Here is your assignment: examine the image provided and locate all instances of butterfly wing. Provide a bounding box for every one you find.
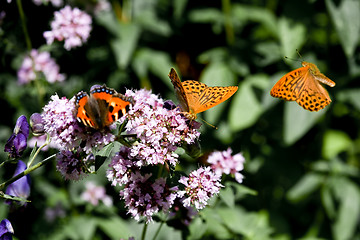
[270,66,309,101]
[168,68,190,113]
[183,80,238,114]
[296,70,332,111]
[75,91,93,127]
[91,85,131,126]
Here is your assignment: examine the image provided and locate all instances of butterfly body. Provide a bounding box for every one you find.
[270,61,335,112]
[169,68,238,120]
[75,85,132,129]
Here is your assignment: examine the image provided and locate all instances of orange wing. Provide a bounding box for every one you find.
[182,80,238,114]
[169,68,238,120]
[168,68,190,113]
[270,61,335,112]
[75,85,132,129]
[270,66,309,101]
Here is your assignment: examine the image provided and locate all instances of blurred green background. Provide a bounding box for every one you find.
[1,0,360,239]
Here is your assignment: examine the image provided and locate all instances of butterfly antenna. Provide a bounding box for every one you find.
[199,118,218,129]
[284,56,302,63]
[296,49,303,59]
[284,49,303,63]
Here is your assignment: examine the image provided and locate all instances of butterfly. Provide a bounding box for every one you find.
[168,68,238,120]
[270,61,335,111]
[75,85,132,129]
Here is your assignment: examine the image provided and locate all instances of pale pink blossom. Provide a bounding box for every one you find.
[44,6,92,50]
[33,0,63,7]
[207,148,245,183]
[17,49,65,85]
[81,181,113,207]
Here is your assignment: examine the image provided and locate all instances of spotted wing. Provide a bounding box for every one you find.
[296,71,332,112]
[270,66,310,101]
[168,68,190,112]
[182,80,238,114]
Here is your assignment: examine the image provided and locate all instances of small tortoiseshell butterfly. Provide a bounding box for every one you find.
[75,85,133,129]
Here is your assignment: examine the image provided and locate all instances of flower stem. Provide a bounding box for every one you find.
[16,0,32,50]
[141,223,148,240]
[27,134,50,168]
[152,221,164,240]
[0,154,56,190]
[0,159,16,169]
[222,0,234,46]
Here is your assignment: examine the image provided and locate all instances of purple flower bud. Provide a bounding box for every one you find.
[163,100,177,110]
[30,113,45,136]
[0,219,14,240]
[5,160,31,206]
[4,115,29,158]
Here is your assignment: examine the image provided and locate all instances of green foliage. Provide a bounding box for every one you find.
[1,0,360,239]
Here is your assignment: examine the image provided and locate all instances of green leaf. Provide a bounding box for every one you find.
[321,185,336,220]
[189,8,223,24]
[219,185,235,208]
[336,88,360,111]
[96,216,131,239]
[201,208,232,239]
[63,216,97,240]
[110,23,141,69]
[198,48,228,65]
[232,4,278,36]
[283,102,326,145]
[188,217,207,239]
[228,182,258,198]
[173,0,188,20]
[322,130,352,159]
[95,11,121,36]
[217,207,273,240]
[132,48,173,88]
[331,177,360,240]
[287,173,324,203]
[95,142,114,171]
[255,42,282,67]
[326,0,360,58]
[278,17,306,58]
[0,191,30,203]
[229,74,268,131]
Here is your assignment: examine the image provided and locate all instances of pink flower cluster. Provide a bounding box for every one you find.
[178,167,223,210]
[121,172,177,222]
[43,6,92,50]
[40,86,241,223]
[81,181,113,207]
[33,0,63,7]
[121,89,201,167]
[107,89,203,222]
[41,93,115,180]
[17,49,65,85]
[207,148,245,183]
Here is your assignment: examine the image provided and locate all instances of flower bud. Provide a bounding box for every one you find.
[30,113,45,136]
[4,115,29,158]
[0,219,14,240]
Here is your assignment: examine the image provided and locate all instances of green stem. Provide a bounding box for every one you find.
[0,159,16,169]
[222,0,234,46]
[141,223,148,240]
[17,0,32,50]
[152,221,164,240]
[0,154,55,191]
[27,134,50,168]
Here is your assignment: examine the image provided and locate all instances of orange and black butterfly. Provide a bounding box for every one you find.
[168,68,238,120]
[270,61,335,111]
[75,85,132,129]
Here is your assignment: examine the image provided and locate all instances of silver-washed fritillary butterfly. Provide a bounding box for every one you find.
[168,68,238,120]
[270,61,335,111]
